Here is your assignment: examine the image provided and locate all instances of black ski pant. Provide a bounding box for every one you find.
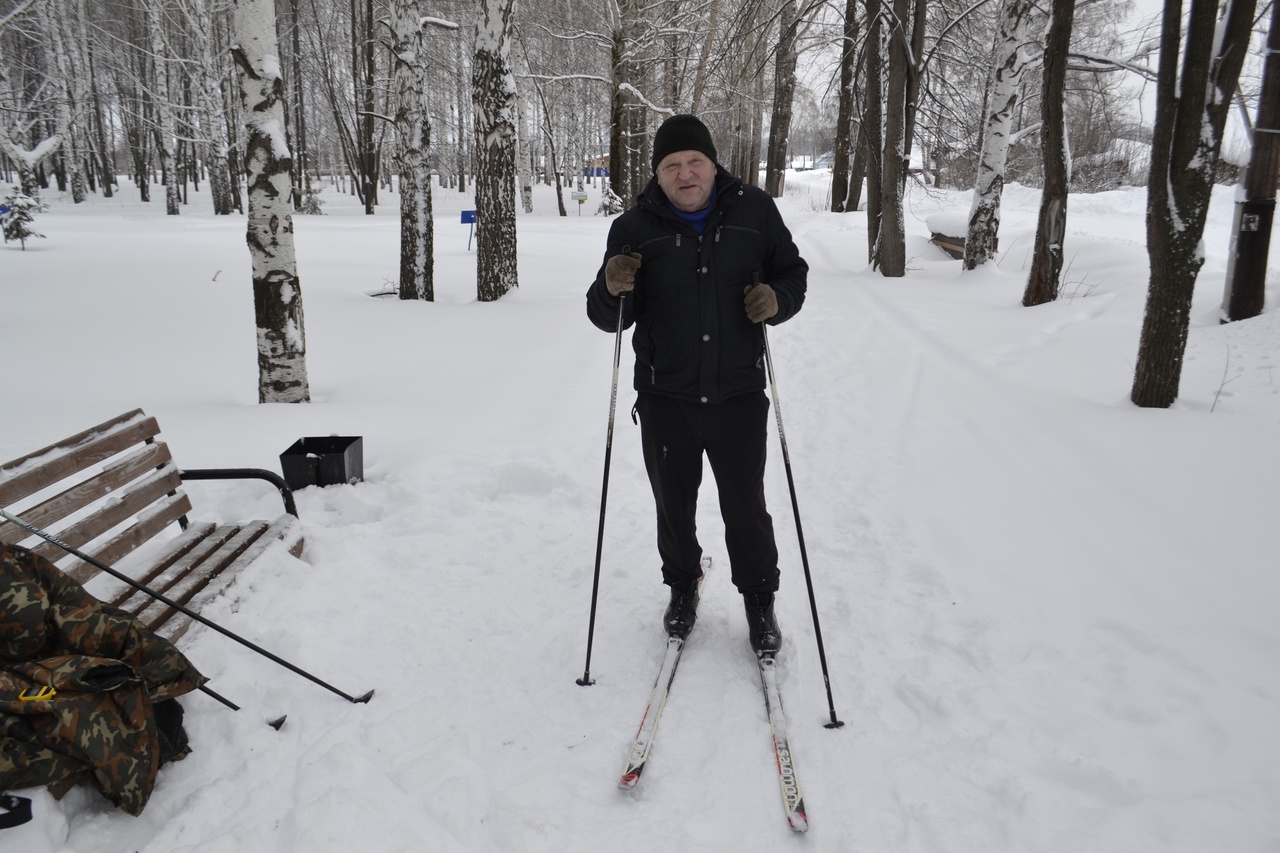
[634,390,780,596]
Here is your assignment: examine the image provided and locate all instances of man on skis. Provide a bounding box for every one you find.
[586,114,808,654]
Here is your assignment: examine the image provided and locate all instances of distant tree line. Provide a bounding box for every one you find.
[1,0,1273,408]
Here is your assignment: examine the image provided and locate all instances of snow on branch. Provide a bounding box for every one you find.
[1010,122,1042,145]
[518,73,611,87]
[0,132,62,170]
[421,16,459,31]
[520,22,613,48]
[357,109,398,126]
[1068,51,1159,80]
[618,83,674,116]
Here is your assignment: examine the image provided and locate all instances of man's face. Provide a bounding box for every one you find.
[655,150,717,213]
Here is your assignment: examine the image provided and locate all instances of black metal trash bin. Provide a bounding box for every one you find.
[280,436,364,489]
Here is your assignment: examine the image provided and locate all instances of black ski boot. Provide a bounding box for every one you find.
[664,582,700,639]
[744,593,782,654]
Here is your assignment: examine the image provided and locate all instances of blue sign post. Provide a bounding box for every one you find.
[460,209,477,251]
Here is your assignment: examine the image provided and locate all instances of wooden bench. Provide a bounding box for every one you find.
[929,231,999,260]
[0,409,303,640]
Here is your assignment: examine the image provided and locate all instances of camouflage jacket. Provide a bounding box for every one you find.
[1,543,206,816]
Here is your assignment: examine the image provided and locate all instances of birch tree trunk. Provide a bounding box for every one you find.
[688,0,723,114]
[516,81,534,212]
[963,0,1039,270]
[1131,0,1257,408]
[147,0,181,215]
[609,0,647,206]
[187,0,236,215]
[0,135,56,199]
[1221,0,1279,322]
[232,0,311,404]
[532,82,567,216]
[87,39,115,198]
[75,0,115,199]
[765,0,799,198]
[473,0,519,301]
[455,29,468,194]
[864,0,884,259]
[831,0,858,212]
[356,0,377,214]
[876,0,910,275]
[901,0,927,175]
[41,3,86,203]
[1023,0,1075,306]
[392,0,435,301]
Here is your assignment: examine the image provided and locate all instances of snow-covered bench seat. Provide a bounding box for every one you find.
[0,409,303,640]
[925,211,998,260]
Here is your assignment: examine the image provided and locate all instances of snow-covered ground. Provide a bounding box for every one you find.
[2,168,1277,852]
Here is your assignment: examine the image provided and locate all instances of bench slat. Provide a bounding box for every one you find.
[60,493,195,584]
[25,466,185,569]
[0,442,175,545]
[84,521,217,609]
[97,522,233,609]
[132,523,270,633]
[0,410,159,505]
[166,516,303,641]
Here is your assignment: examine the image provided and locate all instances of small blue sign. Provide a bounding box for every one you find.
[461,209,477,250]
[0,206,10,216]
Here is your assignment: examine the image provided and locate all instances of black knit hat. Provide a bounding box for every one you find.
[651,114,718,171]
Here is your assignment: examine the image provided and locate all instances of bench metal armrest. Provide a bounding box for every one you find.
[178,468,300,518]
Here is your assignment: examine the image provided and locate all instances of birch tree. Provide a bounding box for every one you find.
[963,0,1041,270]
[177,0,236,215]
[875,0,912,275]
[473,0,518,301]
[715,1,755,182]
[765,0,800,197]
[0,85,60,198]
[864,0,884,258]
[1023,0,1075,306]
[1130,0,1257,408]
[0,3,62,199]
[1221,0,1279,323]
[830,0,859,212]
[232,0,311,403]
[146,0,181,215]
[392,3,454,301]
[81,0,116,198]
[609,0,646,206]
[357,0,377,214]
[39,1,87,203]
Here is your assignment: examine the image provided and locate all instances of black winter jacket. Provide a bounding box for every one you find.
[586,168,808,404]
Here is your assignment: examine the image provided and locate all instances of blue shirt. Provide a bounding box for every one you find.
[668,183,718,234]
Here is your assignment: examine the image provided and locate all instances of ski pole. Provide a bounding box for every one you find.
[577,290,628,686]
[0,508,375,706]
[753,273,844,729]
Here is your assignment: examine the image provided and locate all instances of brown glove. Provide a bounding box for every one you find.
[744,283,778,323]
[605,252,643,297]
